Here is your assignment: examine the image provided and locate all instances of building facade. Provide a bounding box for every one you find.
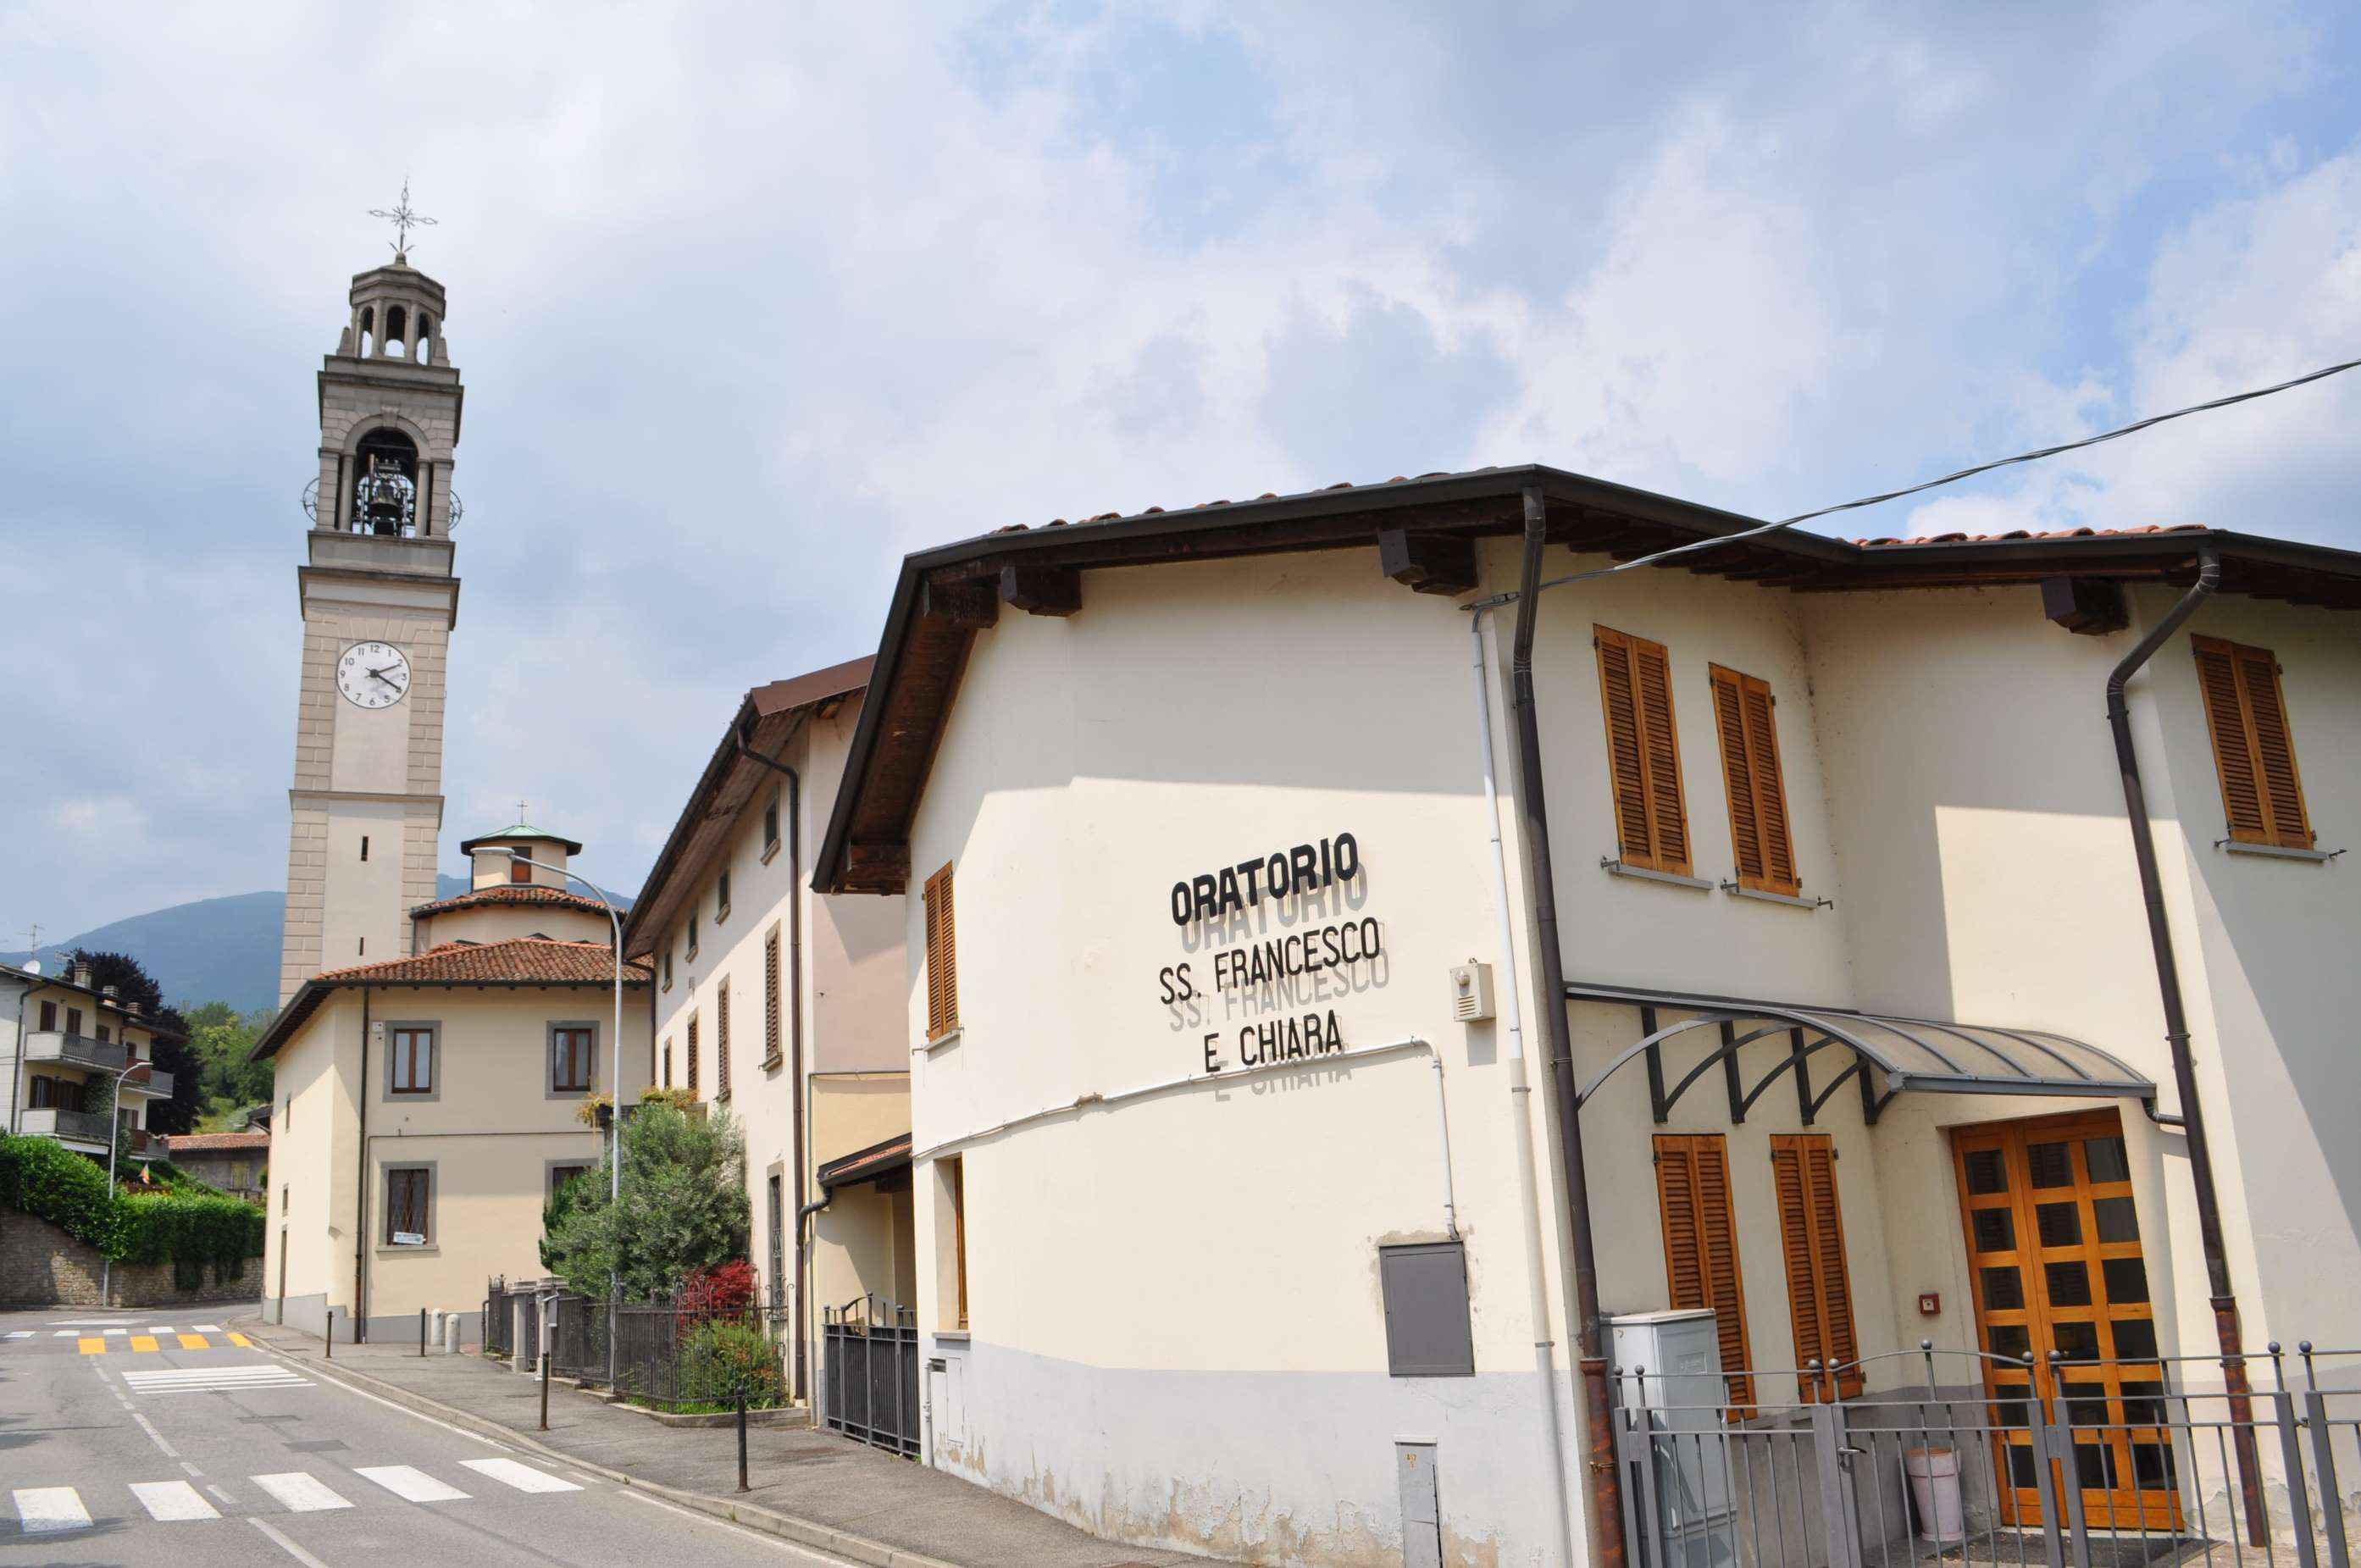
[815,469,2360,1566]
[624,657,911,1407]
[163,1132,269,1200]
[3,958,179,1164]
[252,825,649,1341]
[278,250,464,1001]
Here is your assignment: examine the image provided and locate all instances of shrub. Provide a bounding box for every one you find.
[541,1101,748,1301]
[0,1134,263,1283]
[676,1259,757,1325]
[0,1134,119,1254]
[115,1190,265,1288]
[678,1318,783,1407]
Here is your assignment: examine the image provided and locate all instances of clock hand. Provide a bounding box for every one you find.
[369,668,408,692]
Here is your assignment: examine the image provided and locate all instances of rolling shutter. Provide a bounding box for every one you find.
[924,863,959,1040]
[1595,627,1693,875]
[1654,1134,1755,1412]
[1771,1134,1860,1399]
[2193,636,2313,849]
[1710,665,1800,895]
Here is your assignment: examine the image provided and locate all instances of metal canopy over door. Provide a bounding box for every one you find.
[1951,1109,2179,1532]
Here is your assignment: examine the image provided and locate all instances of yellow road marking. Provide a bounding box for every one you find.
[131,1335,159,1352]
[177,1333,209,1350]
[228,1333,252,1348]
[78,1338,107,1355]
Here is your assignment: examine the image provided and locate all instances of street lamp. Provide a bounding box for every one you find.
[507,850,626,1392]
[96,1055,153,1306]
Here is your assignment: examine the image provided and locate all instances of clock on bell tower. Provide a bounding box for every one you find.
[278,207,465,1001]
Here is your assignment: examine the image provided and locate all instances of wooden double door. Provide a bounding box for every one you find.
[1951,1109,2181,1531]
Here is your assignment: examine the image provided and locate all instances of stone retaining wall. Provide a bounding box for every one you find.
[0,1207,264,1308]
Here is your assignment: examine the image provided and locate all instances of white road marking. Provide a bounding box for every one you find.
[134,1411,181,1455]
[294,1356,509,1449]
[11,1486,91,1532]
[152,1326,176,1334]
[251,1471,354,1512]
[194,1323,224,1333]
[180,1460,204,1477]
[124,1364,312,1394]
[103,1328,127,1336]
[130,1479,220,1521]
[207,1483,239,1506]
[51,1330,76,1337]
[459,1457,582,1493]
[613,1488,853,1562]
[251,1515,335,1566]
[2,1330,30,1339]
[354,1464,471,1502]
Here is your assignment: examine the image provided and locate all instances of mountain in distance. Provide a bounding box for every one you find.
[3,876,635,1015]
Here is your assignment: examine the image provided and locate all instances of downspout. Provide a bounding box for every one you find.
[353,984,371,1345]
[1471,611,1579,1568]
[2103,546,2267,1543]
[734,711,809,1402]
[797,1191,833,1421]
[1506,486,1622,1568]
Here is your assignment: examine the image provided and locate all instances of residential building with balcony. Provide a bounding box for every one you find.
[2,958,180,1163]
[813,466,2360,1567]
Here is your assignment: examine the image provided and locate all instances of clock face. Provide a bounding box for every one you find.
[337,640,413,709]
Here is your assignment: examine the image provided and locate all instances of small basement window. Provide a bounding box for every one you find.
[1378,1241,1474,1377]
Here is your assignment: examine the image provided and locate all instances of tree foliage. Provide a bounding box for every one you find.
[0,1135,262,1283]
[64,948,202,1134]
[541,1100,747,1302]
[180,1001,276,1128]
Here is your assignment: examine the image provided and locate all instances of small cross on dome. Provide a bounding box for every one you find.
[369,179,438,263]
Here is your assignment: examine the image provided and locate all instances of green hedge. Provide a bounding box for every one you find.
[0,1136,263,1284]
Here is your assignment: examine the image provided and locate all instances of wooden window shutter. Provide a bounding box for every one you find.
[687,1012,701,1094]
[717,981,731,1096]
[1654,1134,1754,1412]
[763,928,782,1067]
[2192,636,2313,849]
[924,862,958,1039]
[1770,1134,1860,1399]
[1595,626,1692,875]
[1710,665,1799,895]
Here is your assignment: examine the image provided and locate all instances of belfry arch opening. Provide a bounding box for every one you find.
[351,427,422,536]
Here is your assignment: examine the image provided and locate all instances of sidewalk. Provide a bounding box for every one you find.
[231,1313,1215,1568]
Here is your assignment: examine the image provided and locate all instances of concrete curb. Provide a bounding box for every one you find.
[237,1323,963,1568]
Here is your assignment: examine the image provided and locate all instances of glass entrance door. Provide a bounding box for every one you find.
[1952,1109,2180,1531]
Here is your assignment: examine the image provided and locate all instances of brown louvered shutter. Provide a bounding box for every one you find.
[717,981,731,1098]
[2193,636,2313,849]
[1595,626,1692,875]
[1710,665,1800,895]
[763,927,782,1067]
[924,862,958,1039]
[1771,1134,1860,1399]
[1654,1134,1754,1413]
[687,1011,701,1095]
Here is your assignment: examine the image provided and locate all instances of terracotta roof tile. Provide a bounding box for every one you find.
[408,884,615,920]
[308,938,649,987]
[1855,524,2209,546]
[165,1133,269,1153]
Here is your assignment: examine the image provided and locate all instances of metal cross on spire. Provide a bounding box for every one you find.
[369,179,437,262]
[518,799,529,823]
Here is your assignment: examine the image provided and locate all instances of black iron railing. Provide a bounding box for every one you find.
[822,1296,919,1458]
[1616,1344,2358,1568]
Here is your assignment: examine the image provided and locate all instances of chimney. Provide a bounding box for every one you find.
[72,961,92,989]
[127,1000,143,1017]
[102,984,120,1001]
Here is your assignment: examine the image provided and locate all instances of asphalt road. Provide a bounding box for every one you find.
[0,1306,853,1566]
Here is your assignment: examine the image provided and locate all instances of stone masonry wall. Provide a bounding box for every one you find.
[0,1207,263,1308]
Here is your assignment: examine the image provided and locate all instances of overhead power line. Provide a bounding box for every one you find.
[1479,352,2361,608]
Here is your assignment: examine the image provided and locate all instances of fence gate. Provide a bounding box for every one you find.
[822,1296,919,1458]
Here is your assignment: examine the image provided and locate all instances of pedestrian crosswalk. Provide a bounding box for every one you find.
[121,1363,312,1395]
[11,1458,584,1533]
[70,1330,253,1354]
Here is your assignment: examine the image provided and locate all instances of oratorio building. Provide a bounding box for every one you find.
[814,468,2361,1566]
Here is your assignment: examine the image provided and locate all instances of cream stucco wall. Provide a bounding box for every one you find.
[262,983,646,1339]
[419,902,610,949]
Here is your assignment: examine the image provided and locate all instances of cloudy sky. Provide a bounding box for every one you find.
[3,1,2358,940]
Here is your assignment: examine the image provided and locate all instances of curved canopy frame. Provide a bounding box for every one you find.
[1568,980,2155,1127]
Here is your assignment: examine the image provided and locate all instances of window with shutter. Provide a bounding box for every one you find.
[763,927,783,1068]
[687,1011,701,1095]
[1654,1133,1755,1413]
[1595,626,1692,875]
[1770,1133,1860,1399]
[717,981,732,1099]
[1710,665,1800,895]
[924,863,959,1040]
[2192,636,2314,850]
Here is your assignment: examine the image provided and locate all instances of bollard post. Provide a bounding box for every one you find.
[325,1306,334,1360]
[736,1391,750,1493]
[540,1305,551,1432]
[421,1307,428,1357]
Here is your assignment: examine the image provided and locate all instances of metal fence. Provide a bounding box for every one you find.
[1616,1345,2358,1568]
[822,1296,919,1458]
[484,1277,513,1359]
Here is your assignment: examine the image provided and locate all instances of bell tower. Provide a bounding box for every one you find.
[279,201,465,1001]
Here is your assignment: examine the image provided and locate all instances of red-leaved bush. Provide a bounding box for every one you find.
[676,1258,757,1327]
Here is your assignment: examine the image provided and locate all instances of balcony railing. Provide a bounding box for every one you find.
[22,1030,129,1073]
[119,1065,175,1099]
[19,1106,115,1147]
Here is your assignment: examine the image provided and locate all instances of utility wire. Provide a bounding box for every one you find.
[1475,352,2361,609]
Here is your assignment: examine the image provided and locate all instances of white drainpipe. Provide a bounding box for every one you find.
[1471,608,1580,1568]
